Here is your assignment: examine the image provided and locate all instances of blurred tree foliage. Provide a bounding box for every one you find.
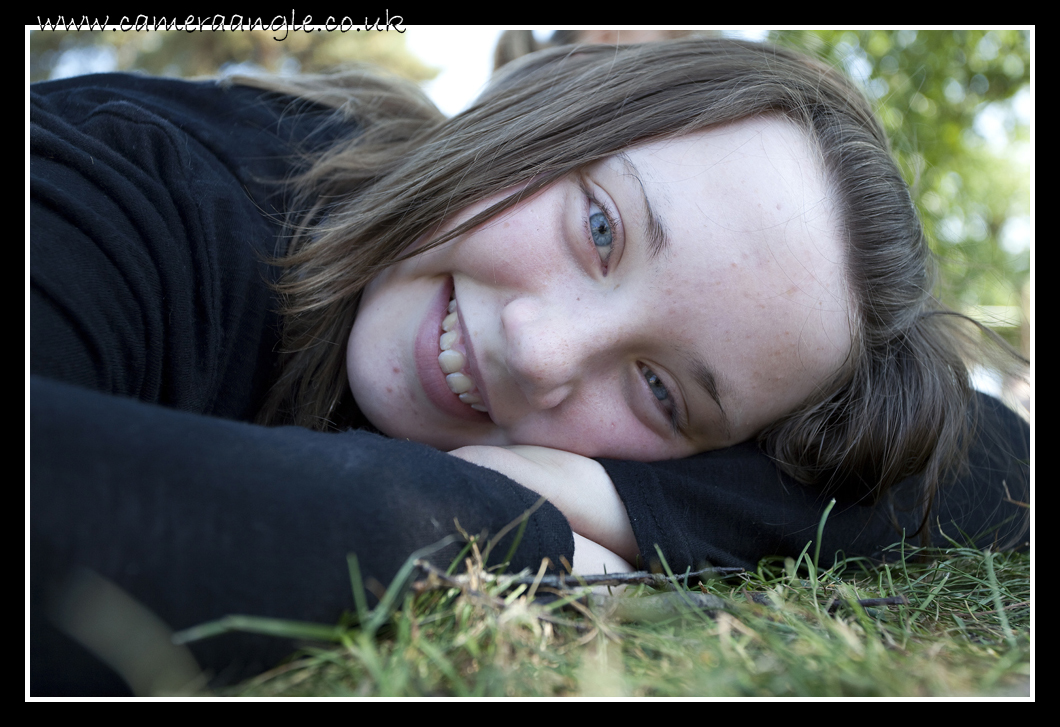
[770,30,1030,352]
[29,26,437,85]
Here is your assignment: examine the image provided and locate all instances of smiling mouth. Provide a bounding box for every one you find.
[437,292,488,412]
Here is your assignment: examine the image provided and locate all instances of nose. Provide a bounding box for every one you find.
[500,296,606,411]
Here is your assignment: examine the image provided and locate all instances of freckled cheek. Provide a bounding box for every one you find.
[512,406,661,459]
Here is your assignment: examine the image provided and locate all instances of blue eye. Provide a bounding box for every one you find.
[642,367,670,402]
[588,202,614,264]
[589,209,612,248]
[641,364,682,435]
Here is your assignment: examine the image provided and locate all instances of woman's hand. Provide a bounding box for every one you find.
[448,445,638,568]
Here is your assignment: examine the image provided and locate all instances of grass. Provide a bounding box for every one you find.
[179,533,1031,698]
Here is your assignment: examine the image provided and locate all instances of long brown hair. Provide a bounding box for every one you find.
[239,39,1027,539]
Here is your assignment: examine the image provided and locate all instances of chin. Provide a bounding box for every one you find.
[353,392,494,450]
[388,420,496,451]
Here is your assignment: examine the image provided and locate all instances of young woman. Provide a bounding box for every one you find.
[30,38,1029,694]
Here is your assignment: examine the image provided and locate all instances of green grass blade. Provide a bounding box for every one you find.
[364,534,463,637]
[347,553,370,626]
[812,498,837,573]
[172,615,344,645]
[983,549,1018,649]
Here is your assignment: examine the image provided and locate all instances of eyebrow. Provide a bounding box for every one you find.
[615,153,671,262]
[613,153,731,437]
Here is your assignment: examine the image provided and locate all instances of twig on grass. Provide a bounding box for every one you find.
[512,565,744,590]
[410,560,743,594]
[825,594,910,615]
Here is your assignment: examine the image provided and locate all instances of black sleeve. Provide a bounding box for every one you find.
[601,392,1030,572]
[31,375,572,693]
[29,74,574,695]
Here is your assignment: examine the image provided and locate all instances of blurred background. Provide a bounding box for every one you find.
[29,28,1031,392]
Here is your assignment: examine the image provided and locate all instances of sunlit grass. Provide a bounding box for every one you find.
[181,538,1029,698]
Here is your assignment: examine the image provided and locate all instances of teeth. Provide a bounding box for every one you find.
[445,372,474,394]
[438,349,465,374]
[459,392,489,412]
[439,330,458,351]
[439,292,487,414]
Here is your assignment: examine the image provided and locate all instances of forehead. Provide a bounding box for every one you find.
[626,117,831,239]
[617,117,851,438]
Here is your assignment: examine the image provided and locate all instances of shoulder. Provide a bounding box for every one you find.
[30,73,357,415]
[31,73,353,192]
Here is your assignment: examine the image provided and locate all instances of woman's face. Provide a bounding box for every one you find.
[347,116,853,459]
